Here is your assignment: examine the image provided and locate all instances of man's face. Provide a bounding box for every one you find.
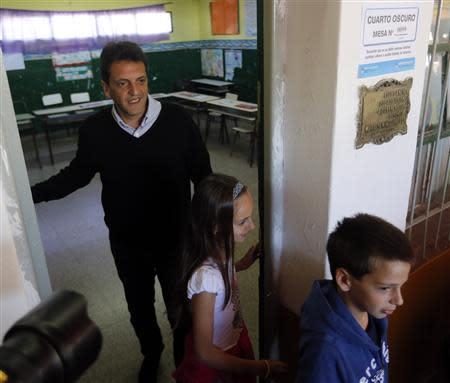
[344,258,411,320]
[102,60,148,126]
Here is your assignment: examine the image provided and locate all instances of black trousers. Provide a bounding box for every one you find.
[109,233,186,366]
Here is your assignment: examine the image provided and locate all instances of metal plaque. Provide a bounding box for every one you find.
[356,77,413,149]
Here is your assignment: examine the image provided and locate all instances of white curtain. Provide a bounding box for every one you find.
[0,5,170,54]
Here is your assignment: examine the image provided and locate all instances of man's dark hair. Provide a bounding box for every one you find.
[100,41,148,83]
[327,213,414,281]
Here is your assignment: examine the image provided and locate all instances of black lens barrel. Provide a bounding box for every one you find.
[0,290,102,383]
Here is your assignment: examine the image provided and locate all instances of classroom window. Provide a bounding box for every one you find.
[0,5,171,54]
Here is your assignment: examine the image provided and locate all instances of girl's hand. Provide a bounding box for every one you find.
[262,359,288,381]
[235,243,261,271]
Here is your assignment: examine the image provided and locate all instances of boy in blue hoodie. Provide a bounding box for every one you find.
[295,213,414,383]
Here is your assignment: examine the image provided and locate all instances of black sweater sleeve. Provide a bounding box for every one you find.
[31,124,98,203]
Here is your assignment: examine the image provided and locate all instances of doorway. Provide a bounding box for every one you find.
[4,2,264,382]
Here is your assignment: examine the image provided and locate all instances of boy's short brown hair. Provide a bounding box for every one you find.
[327,213,415,281]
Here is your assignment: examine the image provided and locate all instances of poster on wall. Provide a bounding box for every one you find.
[52,51,93,82]
[55,66,93,82]
[210,0,239,35]
[225,49,242,80]
[245,0,257,37]
[201,49,224,77]
[358,4,419,78]
[4,53,25,71]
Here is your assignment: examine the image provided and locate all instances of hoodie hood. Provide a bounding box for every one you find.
[300,280,387,352]
[295,280,390,383]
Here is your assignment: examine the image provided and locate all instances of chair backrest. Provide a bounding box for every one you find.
[225,92,238,101]
[13,100,28,114]
[174,79,192,91]
[70,92,90,104]
[42,93,63,106]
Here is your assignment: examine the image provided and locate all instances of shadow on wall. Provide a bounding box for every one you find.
[389,250,450,383]
[233,67,257,103]
[276,249,324,382]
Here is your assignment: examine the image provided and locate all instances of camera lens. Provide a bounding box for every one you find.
[0,290,102,383]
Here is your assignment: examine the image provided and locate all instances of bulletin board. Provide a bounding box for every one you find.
[201,49,224,77]
[210,0,239,35]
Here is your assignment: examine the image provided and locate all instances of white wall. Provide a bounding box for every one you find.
[0,50,51,339]
[328,1,433,234]
[265,0,434,319]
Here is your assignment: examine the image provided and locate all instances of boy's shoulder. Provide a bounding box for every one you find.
[296,332,350,382]
[300,279,385,348]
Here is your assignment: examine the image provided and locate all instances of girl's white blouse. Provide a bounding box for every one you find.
[188,260,243,350]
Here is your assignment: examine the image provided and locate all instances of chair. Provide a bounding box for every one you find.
[229,115,257,167]
[173,79,194,92]
[42,93,64,107]
[41,93,68,165]
[17,116,42,169]
[205,93,238,143]
[70,92,90,104]
[70,92,94,114]
[69,92,95,126]
[13,101,42,168]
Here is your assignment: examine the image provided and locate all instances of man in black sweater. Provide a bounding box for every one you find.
[31,41,212,382]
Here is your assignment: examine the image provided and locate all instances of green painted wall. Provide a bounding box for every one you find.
[8,49,202,116]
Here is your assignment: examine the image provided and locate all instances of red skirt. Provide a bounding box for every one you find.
[172,326,256,383]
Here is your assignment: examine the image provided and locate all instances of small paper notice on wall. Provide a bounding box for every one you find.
[52,51,91,66]
[55,66,93,82]
[4,53,25,71]
[358,4,419,78]
[225,50,242,80]
[245,0,257,37]
[52,51,93,82]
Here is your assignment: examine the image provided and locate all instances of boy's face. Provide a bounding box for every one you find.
[339,258,411,323]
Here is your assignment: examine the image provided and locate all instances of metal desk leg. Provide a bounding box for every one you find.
[196,106,201,128]
[205,113,211,142]
[31,132,42,169]
[45,126,54,166]
[220,115,230,145]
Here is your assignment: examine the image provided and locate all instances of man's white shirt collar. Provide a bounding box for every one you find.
[112,94,161,138]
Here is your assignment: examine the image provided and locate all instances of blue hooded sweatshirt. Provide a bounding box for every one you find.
[295,280,389,383]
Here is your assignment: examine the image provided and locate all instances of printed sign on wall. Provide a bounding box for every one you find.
[358,5,419,78]
[52,51,93,82]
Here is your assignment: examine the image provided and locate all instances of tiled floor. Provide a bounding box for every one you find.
[22,116,259,383]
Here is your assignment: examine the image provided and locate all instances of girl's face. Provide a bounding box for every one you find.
[233,191,255,242]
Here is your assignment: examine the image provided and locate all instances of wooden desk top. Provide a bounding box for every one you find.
[150,93,169,99]
[33,99,114,116]
[16,113,35,121]
[190,78,233,87]
[206,98,258,113]
[169,91,221,103]
[33,94,169,116]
